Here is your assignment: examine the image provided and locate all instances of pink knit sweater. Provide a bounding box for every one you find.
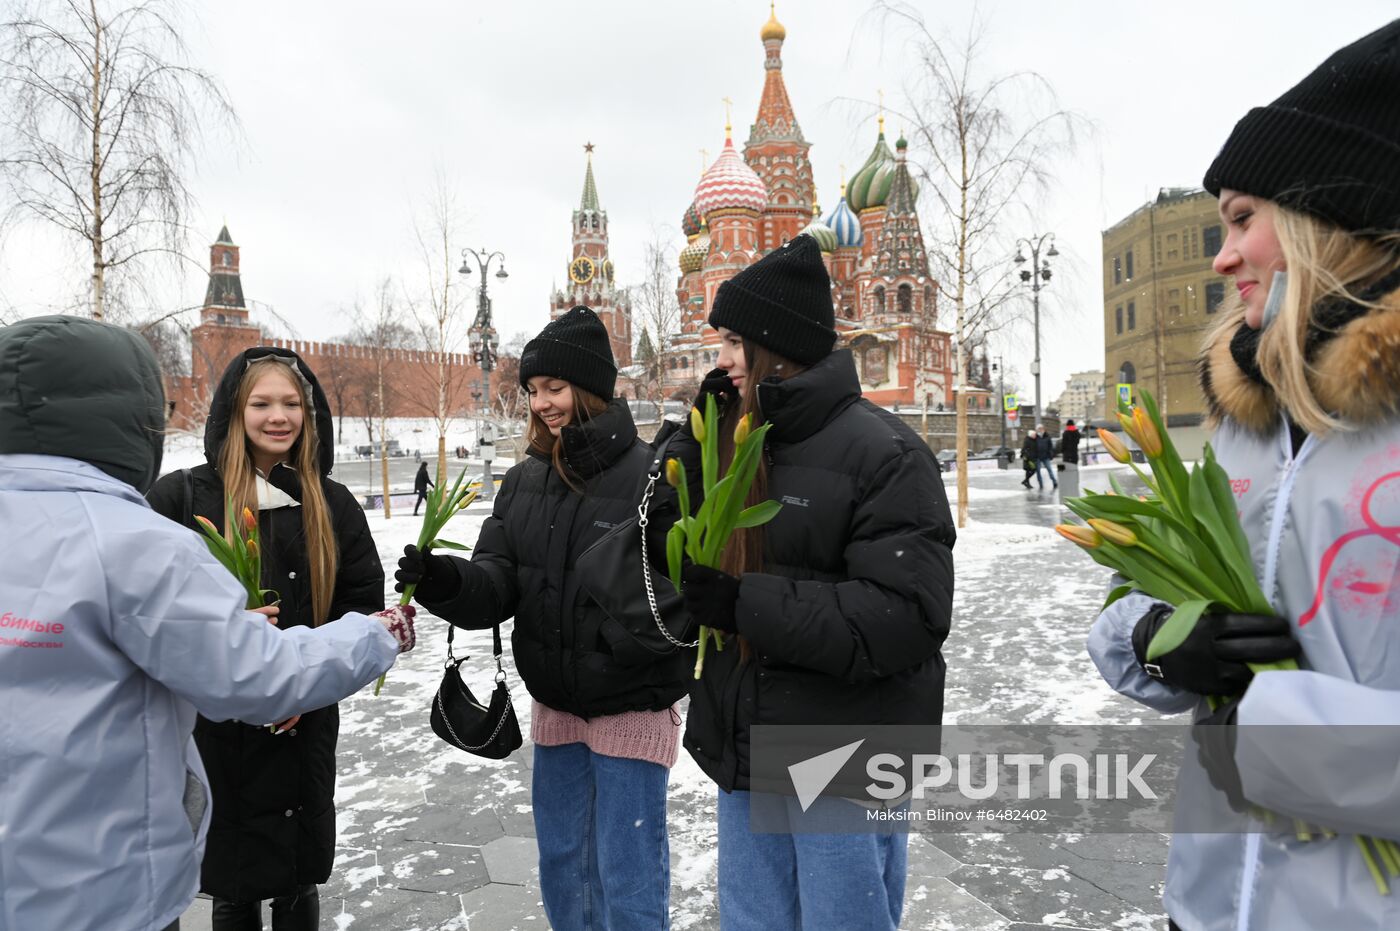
[531,700,681,769]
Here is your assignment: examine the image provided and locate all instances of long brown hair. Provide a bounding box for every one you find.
[218,358,338,624]
[717,339,804,579]
[525,380,609,491]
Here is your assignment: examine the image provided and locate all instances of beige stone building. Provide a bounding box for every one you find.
[1102,187,1230,426]
[1053,370,1107,425]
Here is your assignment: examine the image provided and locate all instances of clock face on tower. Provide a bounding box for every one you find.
[569,256,595,284]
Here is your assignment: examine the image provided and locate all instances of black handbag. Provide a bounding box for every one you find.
[429,622,522,760]
[576,432,697,655]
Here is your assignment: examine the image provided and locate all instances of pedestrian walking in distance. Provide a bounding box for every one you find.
[0,318,415,931]
[658,234,955,930]
[413,461,434,516]
[1019,429,1037,488]
[147,347,390,931]
[1060,418,1081,466]
[1034,423,1058,489]
[1088,19,1400,931]
[395,307,692,930]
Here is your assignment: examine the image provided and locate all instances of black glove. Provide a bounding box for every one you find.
[1192,699,1248,813]
[1132,604,1301,695]
[695,367,740,412]
[394,544,461,603]
[681,563,741,634]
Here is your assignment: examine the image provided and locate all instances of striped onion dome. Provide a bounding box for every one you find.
[679,226,711,274]
[694,136,767,218]
[681,201,702,238]
[847,131,896,211]
[801,219,837,253]
[822,192,863,247]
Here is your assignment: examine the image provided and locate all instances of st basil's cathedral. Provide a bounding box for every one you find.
[550,5,956,409]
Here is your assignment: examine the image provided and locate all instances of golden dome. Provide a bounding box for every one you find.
[760,3,786,42]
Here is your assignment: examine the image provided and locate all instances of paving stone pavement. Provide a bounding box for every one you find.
[181,465,1175,930]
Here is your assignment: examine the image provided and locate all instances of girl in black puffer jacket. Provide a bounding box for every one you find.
[147,347,384,930]
[665,236,956,931]
[396,308,690,931]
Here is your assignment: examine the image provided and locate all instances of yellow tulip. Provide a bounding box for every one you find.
[666,458,683,488]
[1132,407,1163,458]
[245,538,259,560]
[1098,428,1131,464]
[242,506,258,535]
[690,405,706,442]
[1088,518,1138,547]
[1055,524,1103,549]
[733,413,751,446]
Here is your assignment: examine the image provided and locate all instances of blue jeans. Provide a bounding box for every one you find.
[532,743,671,931]
[1036,458,1058,488]
[716,789,907,931]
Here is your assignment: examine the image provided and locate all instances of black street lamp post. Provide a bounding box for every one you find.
[459,247,508,500]
[1014,233,1058,421]
[992,356,1007,451]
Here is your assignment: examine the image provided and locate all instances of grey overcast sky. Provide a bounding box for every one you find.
[2,0,1395,404]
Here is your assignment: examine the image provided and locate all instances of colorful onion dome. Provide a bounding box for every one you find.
[760,3,786,42]
[801,219,837,253]
[847,130,896,212]
[822,192,863,247]
[678,226,710,274]
[681,201,703,238]
[694,136,768,217]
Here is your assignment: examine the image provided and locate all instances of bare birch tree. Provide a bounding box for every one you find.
[408,173,470,486]
[0,0,239,320]
[875,1,1078,527]
[630,231,679,410]
[351,280,412,518]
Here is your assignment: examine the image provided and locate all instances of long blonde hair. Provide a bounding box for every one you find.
[525,381,609,491]
[1206,205,1400,435]
[219,358,338,624]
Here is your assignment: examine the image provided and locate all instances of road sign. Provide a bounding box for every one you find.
[1003,393,1018,412]
[1116,383,1133,414]
[1005,410,1019,428]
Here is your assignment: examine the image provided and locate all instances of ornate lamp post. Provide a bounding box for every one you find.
[459,247,507,500]
[1013,233,1058,421]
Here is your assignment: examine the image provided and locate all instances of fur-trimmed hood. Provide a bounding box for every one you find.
[1198,286,1400,434]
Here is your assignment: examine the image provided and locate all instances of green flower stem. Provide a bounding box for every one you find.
[1357,837,1391,895]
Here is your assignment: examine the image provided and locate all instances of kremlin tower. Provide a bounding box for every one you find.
[549,144,633,367]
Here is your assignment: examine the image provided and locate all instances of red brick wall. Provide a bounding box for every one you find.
[168,326,497,432]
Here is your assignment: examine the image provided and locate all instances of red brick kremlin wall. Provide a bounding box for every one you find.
[166,322,495,433]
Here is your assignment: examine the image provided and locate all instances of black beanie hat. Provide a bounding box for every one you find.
[708,233,837,364]
[519,305,617,400]
[1204,19,1400,235]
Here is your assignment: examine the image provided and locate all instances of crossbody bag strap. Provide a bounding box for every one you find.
[638,429,699,650]
[443,620,509,685]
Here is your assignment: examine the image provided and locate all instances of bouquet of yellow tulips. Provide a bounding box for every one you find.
[666,393,782,678]
[1058,388,1400,894]
[194,497,276,611]
[376,465,477,696]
